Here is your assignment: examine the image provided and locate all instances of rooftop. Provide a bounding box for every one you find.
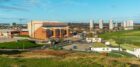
[43,23,68,27]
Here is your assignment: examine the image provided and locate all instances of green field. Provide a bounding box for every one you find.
[0,51,138,67]
[93,42,107,47]
[99,30,140,50]
[0,40,41,49]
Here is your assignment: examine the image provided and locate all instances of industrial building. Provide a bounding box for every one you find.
[89,19,134,30]
[28,21,70,40]
[123,20,134,30]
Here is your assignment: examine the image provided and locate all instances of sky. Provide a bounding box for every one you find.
[0,0,140,23]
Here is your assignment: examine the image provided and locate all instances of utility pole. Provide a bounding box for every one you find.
[117,32,121,51]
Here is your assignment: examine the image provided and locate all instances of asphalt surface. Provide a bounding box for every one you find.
[0,37,29,43]
[63,42,93,51]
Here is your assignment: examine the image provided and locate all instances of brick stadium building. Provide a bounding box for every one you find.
[28,21,70,40]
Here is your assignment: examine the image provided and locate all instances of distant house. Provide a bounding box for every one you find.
[0,29,13,38]
[20,29,29,36]
[86,38,102,43]
[28,21,70,40]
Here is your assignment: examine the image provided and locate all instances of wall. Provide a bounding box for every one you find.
[20,31,29,36]
[28,21,70,40]
[91,47,122,52]
[28,21,43,38]
[34,27,47,40]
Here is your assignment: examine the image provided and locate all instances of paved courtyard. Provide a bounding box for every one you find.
[63,42,93,51]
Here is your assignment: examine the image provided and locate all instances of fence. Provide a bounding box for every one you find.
[91,47,122,52]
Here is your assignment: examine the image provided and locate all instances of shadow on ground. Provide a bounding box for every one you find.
[0,50,24,55]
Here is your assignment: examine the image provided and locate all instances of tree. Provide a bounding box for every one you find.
[12,22,17,26]
[87,32,94,38]
[116,37,124,51]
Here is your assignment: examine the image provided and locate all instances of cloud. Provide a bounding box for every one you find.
[63,0,88,6]
[29,0,38,5]
[0,0,11,2]
[0,17,26,20]
[0,0,44,11]
[49,0,89,7]
[0,15,27,20]
[0,5,28,11]
[15,0,41,7]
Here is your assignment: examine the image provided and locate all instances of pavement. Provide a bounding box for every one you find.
[63,42,93,51]
[0,37,29,43]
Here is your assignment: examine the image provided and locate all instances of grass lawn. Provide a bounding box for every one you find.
[108,51,135,58]
[0,51,138,67]
[99,30,140,50]
[93,42,107,47]
[0,40,41,49]
[0,57,102,67]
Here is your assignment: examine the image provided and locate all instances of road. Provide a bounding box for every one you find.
[0,37,29,43]
[63,42,93,51]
